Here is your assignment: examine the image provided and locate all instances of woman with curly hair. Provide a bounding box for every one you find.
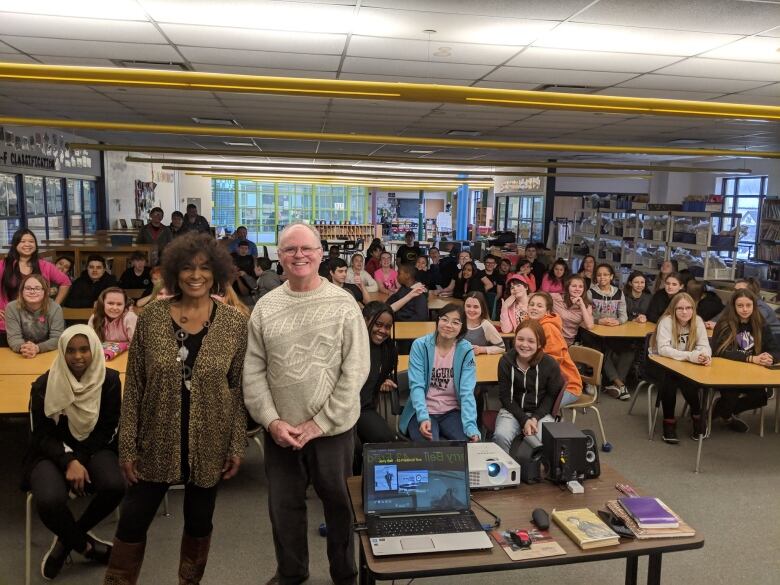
[103,233,248,585]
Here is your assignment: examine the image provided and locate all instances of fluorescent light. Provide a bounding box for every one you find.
[0,0,146,19]
[406,149,437,154]
[447,130,481,137]
[223,141,256,147]
[192,117,239,126]
[115,60,190,71]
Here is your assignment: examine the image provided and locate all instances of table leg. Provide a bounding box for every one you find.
[647,553,662,585]
[695,389,712,473]
[358,540,375,585]
[625,556,638,585]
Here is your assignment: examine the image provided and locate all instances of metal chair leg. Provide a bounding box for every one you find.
[759,405,764,438]
[163,493,170,517]
[252,434,264,459]
[26,492,32,585]
[647,384,655,439]
[590,405,608,445]
[628,381,644,415]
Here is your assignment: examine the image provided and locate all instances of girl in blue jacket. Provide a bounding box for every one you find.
[400,303,481,442]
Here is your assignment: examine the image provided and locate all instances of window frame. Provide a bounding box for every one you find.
[719,175,768,259]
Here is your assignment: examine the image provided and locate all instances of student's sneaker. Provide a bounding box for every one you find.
[662,421,679,444]
[41,537,70,580]
[83,533,113,564]
[726,415,749,433]
[617,386,631,401]
[584,383,597,396]
[604,384,621,399]
[690,416,707,441]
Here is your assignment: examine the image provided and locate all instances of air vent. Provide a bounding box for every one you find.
[113,60,190,71]
[192,117,240,127]
[223,141,256,147]
[536,84,603,94]
[667,138,705,145]
[446,130,481,137]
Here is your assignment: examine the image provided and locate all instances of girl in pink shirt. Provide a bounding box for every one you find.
[540,259,569,294]
[374,251,399,295]
[88,287,137,360]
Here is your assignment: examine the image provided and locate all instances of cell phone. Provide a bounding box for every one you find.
[597,510,636,539]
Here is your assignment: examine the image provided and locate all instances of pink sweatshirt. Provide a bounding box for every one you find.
[0,259,71,331]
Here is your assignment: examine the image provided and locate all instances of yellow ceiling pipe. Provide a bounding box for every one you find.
[5,115,780,159]
[162,163,650,180]
[2,62,780,122]
[85,143,752,173]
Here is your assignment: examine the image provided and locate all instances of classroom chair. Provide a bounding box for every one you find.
[379,371,408,436]
[564,345,612,452]
[628,334,659,440]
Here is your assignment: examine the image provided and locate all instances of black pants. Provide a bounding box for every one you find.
[714,388,769,420]
[265,430,356,585]
[115,480,218,543]
[30,450,125,553]
[354,409,400,475]
[0,331,7,347]
[658,375,702,419]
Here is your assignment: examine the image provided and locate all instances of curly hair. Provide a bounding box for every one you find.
[161,233,234,296]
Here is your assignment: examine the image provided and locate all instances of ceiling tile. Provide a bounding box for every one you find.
[737,82,780,97]
[179,47,340,70]
[617,74,768,93]
[161,24,345,54]
[361,1,591,20]
[341,57,492,79]
[472,80,539,90]
[701,35,780,63]
[0,52,37,63]
[192,63,338,78]
[656,58,780,82]
[0,14,166,43]
[35,56,119,67]
[710,94,780,106]
[0,37,180,61]
[485,66,636,86]
[507,47,681,73]
[142,0,355,33]
[594,87,726,101]
[354,8,556,44]
[573,0,780,35]
[534,22,740,56]
[347,36,519,65]
[338,72,474,85]
[0,2,147,20]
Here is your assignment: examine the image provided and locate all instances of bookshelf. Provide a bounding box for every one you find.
[278,223,380,243]
[757,196,780,266]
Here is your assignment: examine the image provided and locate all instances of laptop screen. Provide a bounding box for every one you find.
[363,442,470,515]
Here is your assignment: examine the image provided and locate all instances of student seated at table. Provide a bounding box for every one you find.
[482,255,505,306]
[552,275,594,345]
[500,277,530,334]
[21,325,124,580]
[355,302,401,473]
[463,292,505,355]
[724,278,780,341]
[374,251,400,295]
[493,320,565,453]
[453,261,493,299]
[87,287,137,360]
[650,292,711,443]
[624,270,651,323]
[653,259,679,292]
[134,266,170,308]
[507,258,537,293]
[710,289,780,433]
[5,274,64,356]
[646,271,684,324]
[318,245,341,277]
[577,254,596,289]
[399,303,480,442]
[346,253,379,293]
[51,255,75,299]
[253,257,282,299]
[540,259,569,294]
[364,242,383,276]
[588,263,632,401]
[414,255,433,289]
[686,279,724,323]
[526,291,583,406]
[498,257,512,280]
[329,258,364,304]
[117,251,152,297]
[387,263,428,321]
[63,255,118,309]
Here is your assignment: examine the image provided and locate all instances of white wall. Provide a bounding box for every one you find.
[555,170,650,194]
[176,172,212,219]
[104,151,175,227]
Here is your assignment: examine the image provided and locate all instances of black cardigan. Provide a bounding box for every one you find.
[21,369,121,489]
[497,351,565,427]
[711,322,780,363]
[646,289,672,323]
[360,341,398,410]
[63,271,118,308]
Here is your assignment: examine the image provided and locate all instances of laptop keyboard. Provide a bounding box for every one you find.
[371,514,483,537]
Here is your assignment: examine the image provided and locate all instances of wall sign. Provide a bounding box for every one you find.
[0,126,97,173]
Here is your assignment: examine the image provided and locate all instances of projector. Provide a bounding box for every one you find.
[467,442,521,490]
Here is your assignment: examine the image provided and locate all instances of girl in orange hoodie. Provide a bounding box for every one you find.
[525,291,583,406]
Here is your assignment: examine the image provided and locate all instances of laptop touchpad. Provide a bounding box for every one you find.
[400,537,435,551]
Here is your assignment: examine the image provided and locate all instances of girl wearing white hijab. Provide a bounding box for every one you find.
[22,324,125,581]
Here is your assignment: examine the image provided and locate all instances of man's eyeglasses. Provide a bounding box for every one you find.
[279,246,321,257]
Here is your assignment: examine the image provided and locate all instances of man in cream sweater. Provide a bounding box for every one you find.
[244,223,369,585]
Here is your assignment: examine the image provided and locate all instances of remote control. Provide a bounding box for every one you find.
[531,508,549,530]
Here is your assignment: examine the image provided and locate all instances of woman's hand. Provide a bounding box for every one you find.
[121,460,139,485]
[704,320,716,330]
[419,420,432,440]
[523,417,538,437]
[472,345,485,355]
[635,314,647,323]
[698,354,712,366]
[469,434,481,443]
[598,317,619,326]
[19,341,39,358]
[753,352,774,367]
[66,460,90,496]
[380,379,397,393]
[221,456,242,480]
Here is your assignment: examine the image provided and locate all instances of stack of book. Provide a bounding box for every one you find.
[607,497,695,539]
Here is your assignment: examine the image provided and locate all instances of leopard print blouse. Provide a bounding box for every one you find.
[118,299,248,487]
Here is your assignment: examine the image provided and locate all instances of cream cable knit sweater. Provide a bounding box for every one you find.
[243,277,370,436]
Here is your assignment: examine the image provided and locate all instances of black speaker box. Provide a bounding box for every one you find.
[581,429,601,479]
[542,421,587,484]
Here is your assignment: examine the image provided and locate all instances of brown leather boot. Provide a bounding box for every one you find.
[103,539,146,585]
[179,532,212,585]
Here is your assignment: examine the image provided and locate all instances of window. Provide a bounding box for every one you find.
[720,176,767,259]
[66,179,98,236]
[0,173,21,245]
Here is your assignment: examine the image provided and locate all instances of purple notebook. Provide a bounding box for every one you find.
[618,497,679,528]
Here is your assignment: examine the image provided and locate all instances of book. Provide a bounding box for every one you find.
[491,529,566,561]
[551,508,620,550]
[606,501,696,540]
[618,497,679,529]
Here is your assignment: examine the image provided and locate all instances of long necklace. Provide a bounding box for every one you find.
[173,302,212,391]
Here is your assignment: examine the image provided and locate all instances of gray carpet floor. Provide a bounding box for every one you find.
[2,390,779,585]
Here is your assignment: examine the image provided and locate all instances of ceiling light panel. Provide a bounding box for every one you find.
[354,8,556,44]
[347,36,519,65]
[160,24,346,53]
[0,37,180,60]
[656,58,780,82]
[506,47,681,73]
[141,0,356,33]
[485,66,635,86]
[0,14,166,43]
[534,22,740,56]
[178,47,341,70]
[0,1,147,19]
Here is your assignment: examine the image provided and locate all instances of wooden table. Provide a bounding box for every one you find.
[589,322,656,339]
[428,294,463,311]
[398,353,501,383]
[649,355,780,472]
[349,464,703,585]
[394,321,513,340]
[364,292,389,304]
[0,349,128,415]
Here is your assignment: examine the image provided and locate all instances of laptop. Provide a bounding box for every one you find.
[362,441,493,557]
